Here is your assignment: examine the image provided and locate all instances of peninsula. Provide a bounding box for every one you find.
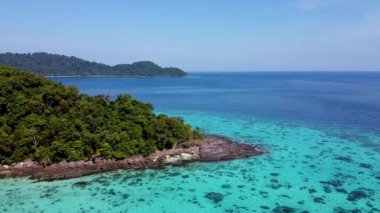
[0,52,187,77]
[0,66,265,180]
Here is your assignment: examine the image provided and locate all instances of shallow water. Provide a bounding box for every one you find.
[1,72,379,212]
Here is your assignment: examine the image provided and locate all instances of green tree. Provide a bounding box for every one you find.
[0,66,202,164]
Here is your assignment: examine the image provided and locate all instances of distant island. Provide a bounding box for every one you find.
[0,52,187,77]
[0,66,265,180]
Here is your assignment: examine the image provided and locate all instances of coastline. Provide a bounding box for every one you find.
[0,135,266,181]
[45,75,187,78]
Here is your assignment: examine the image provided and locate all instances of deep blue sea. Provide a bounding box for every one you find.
[1,72,379,212]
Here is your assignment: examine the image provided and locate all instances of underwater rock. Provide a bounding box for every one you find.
[72,181,91,188]
[333,207,362,213]
[335,188,347,194]
[323,186,332,193]
[359,163,372,169]
[347,189,368,202]
[221,184,231,189]
[271,179,279,183]
[334,207,346,213]
[272,205,296,213]
[270,183,280,189]
[181,175,189,179]
[298,200,305,205]
[259,191,268,196]
[320,179,343,188]
[335,156,353,163]
[313,197,325,204]
[279,195,291,199]
[204,192,224,203]
[107,189,117,196]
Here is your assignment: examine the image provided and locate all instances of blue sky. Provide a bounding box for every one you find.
[1,0,379,71]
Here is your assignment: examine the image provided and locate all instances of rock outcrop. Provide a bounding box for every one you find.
[0,135,266,181]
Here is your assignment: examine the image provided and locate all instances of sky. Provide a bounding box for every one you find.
[0,0,380,71]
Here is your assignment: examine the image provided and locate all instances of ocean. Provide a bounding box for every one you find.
[1,72,379,212]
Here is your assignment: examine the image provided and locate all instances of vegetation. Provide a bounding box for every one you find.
[0,52,187,77]
[0,66,201,165]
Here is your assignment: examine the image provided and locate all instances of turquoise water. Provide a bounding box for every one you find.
[1,72,380,212]
[1,112,379,212]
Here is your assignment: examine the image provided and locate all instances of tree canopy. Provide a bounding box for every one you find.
[0,66,201,165]
[0,52,187,77]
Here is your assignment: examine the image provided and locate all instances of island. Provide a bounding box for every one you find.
[0,52,187,77]
[0,66,266,180]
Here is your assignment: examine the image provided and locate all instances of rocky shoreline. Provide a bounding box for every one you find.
[0,135,267,181]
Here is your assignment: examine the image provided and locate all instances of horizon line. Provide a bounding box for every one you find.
[188,70,380,73]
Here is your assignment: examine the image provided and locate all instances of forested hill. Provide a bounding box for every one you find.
[0,66,201,165]
[0,53,187,77]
